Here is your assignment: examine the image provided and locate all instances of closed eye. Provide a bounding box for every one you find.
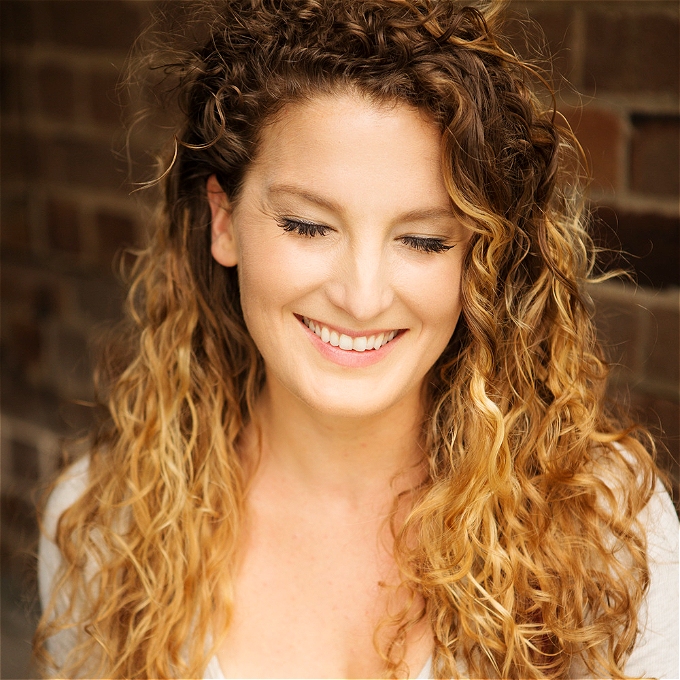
[277,218,331,238]
[400,236,454,253]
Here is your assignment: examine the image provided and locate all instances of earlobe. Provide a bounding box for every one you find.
[207,174,238,267]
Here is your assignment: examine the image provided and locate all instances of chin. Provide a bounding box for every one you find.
[296,377,418,421]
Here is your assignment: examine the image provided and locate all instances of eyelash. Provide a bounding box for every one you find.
[278,219,454,254]
[399,236,454,254]
[278,218,331,238]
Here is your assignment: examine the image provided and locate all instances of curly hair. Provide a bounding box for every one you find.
[35,1,659,678]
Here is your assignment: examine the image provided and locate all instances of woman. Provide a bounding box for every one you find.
[35,1,678,678]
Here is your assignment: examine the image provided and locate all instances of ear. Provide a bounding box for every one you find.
[207,174,238,267]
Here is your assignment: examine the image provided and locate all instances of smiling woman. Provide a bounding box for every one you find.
[208,95,467,415]
[34,1,678,679]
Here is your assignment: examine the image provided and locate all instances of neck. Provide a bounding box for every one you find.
[243,375,427,512]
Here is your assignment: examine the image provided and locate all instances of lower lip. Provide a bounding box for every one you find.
[298,317,404,368]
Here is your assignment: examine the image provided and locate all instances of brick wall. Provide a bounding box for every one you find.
[1,0,678,592]
[509,1,679,502]
[512,0,679,290]
[1,1,155,592]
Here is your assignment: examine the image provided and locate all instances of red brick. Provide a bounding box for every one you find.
[0,268,32,308]
[43,0,143,52]
[593,207,679,289]
[47,198,80,254]
[38,135,124,190]
[55,326,94,399]
[11,441,40,483]
[90,70,123,126]
[561,106,623,194]
[0,195,31,252]
[506,4,577,86]
[8,321,42,368]
[0,59,25,116]
[626,392,679,508]
[1,130,39,183]
[583,9,680,93]
[0,268,58,320]
[630,116,680,198]
[96,211,137,266]
[593,296,642,377]
[0,495,37,540]
[0,1,36,46]
[645,307,680,388]
[76,276,125,322]
[33,284,59,321]
[0,372,66,434]
[0,272,17,303]
[38,65,75,121]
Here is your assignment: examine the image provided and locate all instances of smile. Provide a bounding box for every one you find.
[301,316,399,352]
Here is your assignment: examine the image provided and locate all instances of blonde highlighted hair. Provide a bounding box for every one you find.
[35,1,658,678]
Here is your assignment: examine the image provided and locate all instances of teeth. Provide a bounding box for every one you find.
[301,316,399,352]
[339,334,353,350]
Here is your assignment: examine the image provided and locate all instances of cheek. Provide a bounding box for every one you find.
[398,258,464,333]
[235,235,327,322]
[231,231,277,334]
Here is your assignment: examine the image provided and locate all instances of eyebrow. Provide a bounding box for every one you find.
[266,184,457,224]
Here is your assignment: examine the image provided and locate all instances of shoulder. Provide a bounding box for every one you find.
[625,477,679,679]
[604,443,679,677]
[602,442,678,554]
[39,456,91,606]
[640,476,679,559]
[568,444,679,679]
[38,455,93,672]
[42,455,90,539]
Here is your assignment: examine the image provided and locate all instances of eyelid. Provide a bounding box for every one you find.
[400,235,454,253]
[277,217,454,253]
[277,217,332,237]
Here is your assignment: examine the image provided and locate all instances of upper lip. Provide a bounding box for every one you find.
[296,314,402,338]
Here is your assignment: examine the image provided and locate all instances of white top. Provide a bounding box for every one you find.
[39,455,679,679]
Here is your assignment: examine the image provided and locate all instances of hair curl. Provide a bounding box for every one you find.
[35,1,658,678]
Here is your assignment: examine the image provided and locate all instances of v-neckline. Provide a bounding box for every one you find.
[204,653,433,679]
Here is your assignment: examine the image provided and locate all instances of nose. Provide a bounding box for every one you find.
[325,238,394,322]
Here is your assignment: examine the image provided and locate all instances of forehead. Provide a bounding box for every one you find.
[239,92,452,218]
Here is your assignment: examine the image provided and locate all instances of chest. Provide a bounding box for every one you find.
[216,510,432,678]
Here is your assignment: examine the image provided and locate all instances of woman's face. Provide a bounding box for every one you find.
[209,92,469,418]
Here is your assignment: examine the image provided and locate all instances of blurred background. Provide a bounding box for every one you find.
[1,1,678,677]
